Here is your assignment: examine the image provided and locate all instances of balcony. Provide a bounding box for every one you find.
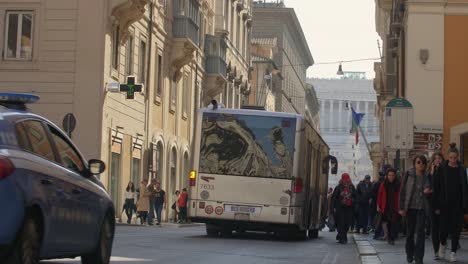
[171,0,200,76]
[204,35,227,98]
[111,0,150,44]
[173,17,199,46]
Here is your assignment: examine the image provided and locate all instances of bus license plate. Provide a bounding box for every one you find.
[235,213,250,221]
[230,205,255,213]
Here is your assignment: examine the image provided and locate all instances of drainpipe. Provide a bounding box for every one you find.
[145,0,154,180]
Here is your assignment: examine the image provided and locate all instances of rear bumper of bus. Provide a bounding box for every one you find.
[188,199,302,226]
[190,217,304,233]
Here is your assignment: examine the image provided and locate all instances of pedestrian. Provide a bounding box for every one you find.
[172,190,180,223]
[426,152,444,260]
[433,143,468,262]
[357,175,372,234]
[151,181,166,225]
[377,168,400,245]
[136,179,150,225]
[123,181,137,224]
[147,178,157,225]
[399,155,431,264]
[332,173,356,244]
[371,173,385,240]
[326,187,336,232]
[178,188,188,223]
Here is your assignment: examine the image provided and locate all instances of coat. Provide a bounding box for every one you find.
[432,161,468,212]
[398,168,430,213]
[377,181,399,220]
[136,183,150,212]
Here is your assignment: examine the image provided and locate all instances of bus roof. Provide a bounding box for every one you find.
[199,108,303,119]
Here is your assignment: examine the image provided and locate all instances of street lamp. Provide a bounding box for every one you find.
[337,63,344,75]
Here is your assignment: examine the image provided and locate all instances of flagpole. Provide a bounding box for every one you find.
[357,123,372,156]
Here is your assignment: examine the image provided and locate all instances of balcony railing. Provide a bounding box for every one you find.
[204,35,227,76]
[173,17,199,45]
[206,57,227,76]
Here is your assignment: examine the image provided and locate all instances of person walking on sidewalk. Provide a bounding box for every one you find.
[171,190,180,223]
[433,143,468,262]
[136,179,150,225]
[377,168,400,245]
[152,181,166,226]
[332,173,356,244]
[123,181,137,224]
[426,152,444,260]
[357,175,372,234]
[399,155,431,264]
[178,188,188,223]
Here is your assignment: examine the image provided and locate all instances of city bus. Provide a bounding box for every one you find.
[188,103,337,239]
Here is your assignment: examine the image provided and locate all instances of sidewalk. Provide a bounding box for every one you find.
[354,232,468,264]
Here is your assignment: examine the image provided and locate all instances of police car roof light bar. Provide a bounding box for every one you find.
[0,93,40,111]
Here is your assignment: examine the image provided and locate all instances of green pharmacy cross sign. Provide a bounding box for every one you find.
[120,76,142,99]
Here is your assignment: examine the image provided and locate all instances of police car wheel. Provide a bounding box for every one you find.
[7,218,40,264]
[81,217,113,264]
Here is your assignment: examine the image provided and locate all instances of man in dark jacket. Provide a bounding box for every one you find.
[356,175,372,234]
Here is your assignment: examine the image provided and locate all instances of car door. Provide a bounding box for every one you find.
[15,120,72,256]
[45,124,99,253]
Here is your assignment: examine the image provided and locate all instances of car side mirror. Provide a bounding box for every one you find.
[89,159,106,175]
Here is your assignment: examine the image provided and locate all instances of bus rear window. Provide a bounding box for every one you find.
[199,112,296,179]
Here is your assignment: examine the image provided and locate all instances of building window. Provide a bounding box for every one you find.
[236,14,240,49]
[112,27,119,70]
[171,75,177,108]
[230,2,234,37]
[183,75,189,115]
[4,11,34,60]
[125,36,134,76]
[139,39,147,84]
[132,157,141,184]
[156,54,163,97]
[170,147,177,201]
[224,0,229,30]
[155,142,163,180]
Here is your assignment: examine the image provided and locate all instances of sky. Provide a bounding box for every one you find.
[284,0,382,79]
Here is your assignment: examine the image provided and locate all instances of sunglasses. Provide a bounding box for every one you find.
[416,160,426,165]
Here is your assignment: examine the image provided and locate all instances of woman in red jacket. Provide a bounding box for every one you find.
[377,168,400,245]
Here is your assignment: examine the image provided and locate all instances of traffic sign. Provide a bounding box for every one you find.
[62,113,76,138]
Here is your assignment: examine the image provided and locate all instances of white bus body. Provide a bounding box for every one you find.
[188,107,332,238]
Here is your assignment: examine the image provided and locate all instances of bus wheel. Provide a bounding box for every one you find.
[308,229,319,239]
[206,224,219,237]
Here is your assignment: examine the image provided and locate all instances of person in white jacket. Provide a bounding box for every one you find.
[123,181,137,224]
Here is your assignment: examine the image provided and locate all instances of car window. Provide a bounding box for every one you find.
[15,123,33,151]
[21,121,55,161]
[47,125,85,174]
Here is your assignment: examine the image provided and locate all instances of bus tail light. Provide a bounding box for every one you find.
[293,178,303,193]
[189,170,197,186]
[0,156,15,180]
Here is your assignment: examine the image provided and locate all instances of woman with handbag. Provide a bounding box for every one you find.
[377,168,400,245]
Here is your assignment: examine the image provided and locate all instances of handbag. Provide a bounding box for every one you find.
[171,202,177,210]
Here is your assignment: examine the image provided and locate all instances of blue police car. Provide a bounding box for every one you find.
[0,93,115,264]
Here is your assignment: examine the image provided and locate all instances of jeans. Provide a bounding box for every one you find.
[179,207,187,223]
[406,209,426,261]
[147,202,155,225]
[440,207,463,253]
[124,199,135,224]
[431,212,440,254]
[358,205,370,231]
[154,203,164,224]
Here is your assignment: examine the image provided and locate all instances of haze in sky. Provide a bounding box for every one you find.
[284,0,382,79]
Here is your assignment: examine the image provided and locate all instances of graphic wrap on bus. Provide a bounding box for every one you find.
[199,112,296,179]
